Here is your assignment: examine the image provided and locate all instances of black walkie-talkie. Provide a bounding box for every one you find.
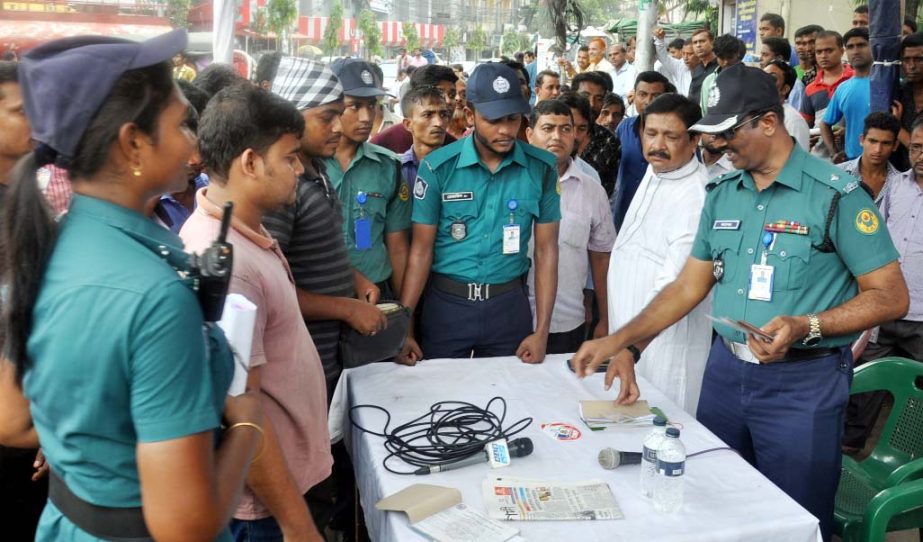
[189,202,234,322]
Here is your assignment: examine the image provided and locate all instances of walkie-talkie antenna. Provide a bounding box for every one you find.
[217,201,234,244]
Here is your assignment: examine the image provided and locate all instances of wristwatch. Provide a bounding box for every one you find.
[627,345,642,364]
[802,314,823,347]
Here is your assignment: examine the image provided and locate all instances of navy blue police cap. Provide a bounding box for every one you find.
[19,29,187,166]
[690,63,780,133]
[466,63,530,121]
[330,58,387,98]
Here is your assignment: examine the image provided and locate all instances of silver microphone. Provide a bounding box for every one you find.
[598,448,643,469]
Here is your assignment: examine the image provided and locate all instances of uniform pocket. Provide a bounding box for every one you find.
[773,235,811,290]
[515,199,540,220]
[710,229,744,281]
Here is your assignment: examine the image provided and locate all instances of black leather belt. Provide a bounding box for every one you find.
[432,273,523,301]
[49,470,152,541]
[722,338,841,364]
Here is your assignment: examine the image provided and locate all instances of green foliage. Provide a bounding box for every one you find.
[357,9,382,59]
[267,0,298,36]
[443,26,462,50]
[402,22,421,51]
[685,0,717,34]
[323,1,344,55]
[166,0,191,29]
[468,26,488,55]
[501,29,532,55]
[250,6,268,35]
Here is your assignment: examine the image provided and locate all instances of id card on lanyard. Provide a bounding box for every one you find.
[355,191,372,251]
[503,199,520,255]
[748,232,775,302]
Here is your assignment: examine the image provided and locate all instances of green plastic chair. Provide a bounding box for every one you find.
[834,357,923,542]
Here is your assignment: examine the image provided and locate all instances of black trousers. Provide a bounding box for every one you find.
[0,446,48,541]
[546,323,587,355]
[843,319,923,449]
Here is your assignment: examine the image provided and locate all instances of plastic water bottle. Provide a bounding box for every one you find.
[654,427,686,513]
[640,416,668,498]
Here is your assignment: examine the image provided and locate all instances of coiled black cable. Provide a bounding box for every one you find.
[349,397,533,475]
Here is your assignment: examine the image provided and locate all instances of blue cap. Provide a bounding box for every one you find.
[330,58,387,98]
[666,427,680,438]
[653,416,667,426]
[19,29,188,166]
[466,63,530,121]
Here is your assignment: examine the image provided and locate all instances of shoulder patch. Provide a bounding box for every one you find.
[413,178,428,200]
[855,208,880,235]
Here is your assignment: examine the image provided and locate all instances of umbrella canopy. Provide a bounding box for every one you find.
[297,44,324,57]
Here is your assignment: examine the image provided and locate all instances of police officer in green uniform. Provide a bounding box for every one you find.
[573,64,909,542]
[399,63,561,364]
[326,59,411,298]
[0,31,262,541]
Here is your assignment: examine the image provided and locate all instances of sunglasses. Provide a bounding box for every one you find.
[713,111,769,141]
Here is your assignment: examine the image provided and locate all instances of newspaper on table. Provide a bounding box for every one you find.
[413,503,520,542]
[482,477,624,521]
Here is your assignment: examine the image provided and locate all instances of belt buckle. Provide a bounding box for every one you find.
[467,282,490,301]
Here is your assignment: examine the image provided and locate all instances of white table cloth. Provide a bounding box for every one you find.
[339,354,822,542]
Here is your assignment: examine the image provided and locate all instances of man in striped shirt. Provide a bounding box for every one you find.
[264,58,387,397]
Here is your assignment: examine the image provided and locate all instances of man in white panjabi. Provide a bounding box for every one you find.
[607,93,712,412]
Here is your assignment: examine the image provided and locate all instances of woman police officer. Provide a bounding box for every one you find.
[0,31,263,541]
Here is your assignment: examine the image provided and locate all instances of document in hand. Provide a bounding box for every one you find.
[579,400,655,428]
[482,477,624,521]
[218,293,257,396]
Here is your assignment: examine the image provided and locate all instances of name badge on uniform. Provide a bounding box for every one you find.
[443,192,474,202]
[713,220,741,230]
[748,264,774,302]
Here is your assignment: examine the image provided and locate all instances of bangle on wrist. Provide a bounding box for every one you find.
[227,422,265,463]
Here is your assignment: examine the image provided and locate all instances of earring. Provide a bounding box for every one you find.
[131,164,142,177]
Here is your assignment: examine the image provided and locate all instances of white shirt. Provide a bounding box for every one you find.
[653,37,690,96]
[704,153,735,180]
[529,158,616,334]
[783,102,811,151]
[610,61,638,101]
[607,157,711,412]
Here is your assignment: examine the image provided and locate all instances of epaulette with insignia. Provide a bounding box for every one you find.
[706,170,742,192]
[803,154,855,195]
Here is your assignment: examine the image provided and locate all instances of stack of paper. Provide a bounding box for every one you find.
[376,484,518,542]
[579,400,655,429]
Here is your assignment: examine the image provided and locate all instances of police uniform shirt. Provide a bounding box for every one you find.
[690,143,900,347]
[324,141,412,284]
[413,137,561,284]
[25,195,233,540]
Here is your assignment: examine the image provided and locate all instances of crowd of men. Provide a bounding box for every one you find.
[0,3,921,542]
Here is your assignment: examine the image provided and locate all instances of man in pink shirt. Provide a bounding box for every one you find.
[181,84,331,541]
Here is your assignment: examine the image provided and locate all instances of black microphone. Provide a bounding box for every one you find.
[414,438,534,475]
[597,448,643,469]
